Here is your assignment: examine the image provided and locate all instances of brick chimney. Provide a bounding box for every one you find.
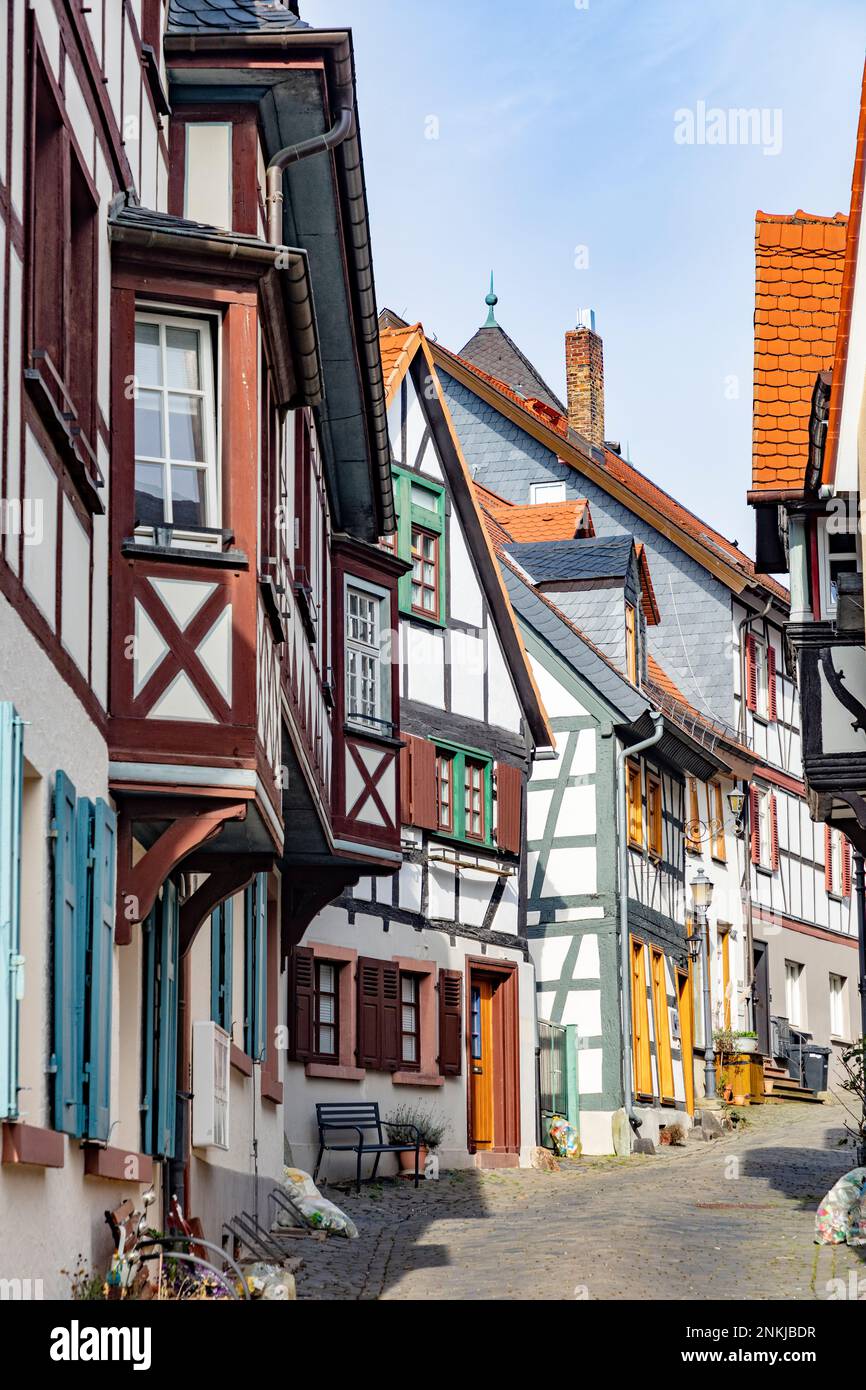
[565,310,605,449]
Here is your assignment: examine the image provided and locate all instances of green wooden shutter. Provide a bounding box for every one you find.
[52,770,85,1136]
[156,879,180,1159]
[0,704,24,1119]
[141,906,158,1155]
[210,899,233,1034]
[85,799,116,1141]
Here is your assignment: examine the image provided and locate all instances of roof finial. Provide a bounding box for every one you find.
[483,270,499,328]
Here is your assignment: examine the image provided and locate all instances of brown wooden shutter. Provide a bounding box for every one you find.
[495,761,522,854]
[399,739,413,824]
[411,736,437,829]
[357,957,382,1068]
[438,969,463,1076]
[381,962,401,1072]
[770,794,779,871]
[842,838,852,898]
[767,643,777,721]
[289,947,314,1061]
[746,635,757,712]
[750,788,760,866]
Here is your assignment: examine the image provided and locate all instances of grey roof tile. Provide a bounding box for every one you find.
[459,324,566,414]
[506,536,634,583]
[167,0,307,34]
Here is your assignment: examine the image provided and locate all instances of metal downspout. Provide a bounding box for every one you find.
[265,108,356,247]
[617,712,664,1134]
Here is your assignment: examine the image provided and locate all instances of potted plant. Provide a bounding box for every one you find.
[733,1030,758,1055]
[384,1104,448,1175]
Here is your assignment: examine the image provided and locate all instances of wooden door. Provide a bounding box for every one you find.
[677,969,695,1116]
[753,942,770,1054]
[470,980,495,1149]
[720,929,731,1029]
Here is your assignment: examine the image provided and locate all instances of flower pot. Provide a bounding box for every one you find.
[397,1146,427,1176]
[736,1037,758,1055]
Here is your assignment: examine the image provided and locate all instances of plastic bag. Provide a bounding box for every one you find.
[548,1116,581,1159]
[815,1166,866,1246]
[241,1261,297,1300]
[272,1167,360,1240]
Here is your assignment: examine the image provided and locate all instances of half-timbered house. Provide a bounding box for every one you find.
[283,322,553,1172]
[0,0,405,1291]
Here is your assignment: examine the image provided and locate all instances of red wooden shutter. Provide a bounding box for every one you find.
[495,762,522,853]
[381,962,401,1072]
[844,839,853,896]
[749,788,760,866]
[410,736,437,830]
[824,824,833,893]
[770,794,779,871]
[357,957,382,1068]
[767,644,777,721]
[289,947,314,1061]
[745,635,757,712]
[438,969,463,1076]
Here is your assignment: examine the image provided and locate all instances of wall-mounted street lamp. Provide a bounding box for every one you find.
[686,783,747,849]
[689,868,716,1101]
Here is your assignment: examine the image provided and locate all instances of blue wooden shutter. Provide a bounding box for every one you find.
[141,907,158,1155]
[156,879,180,1158]
[210,899,233,1034]
[244,875,268,1060]
[0,704,24,1119]
[52,770,85,1135]
[254,875,268,1061]
[85,799,116,1141]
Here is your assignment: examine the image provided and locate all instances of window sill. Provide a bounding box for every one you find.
[400,606,446,631]
[392,1071,444,1087]
[1,1121,65,1169]
[259,575,287,645]
[343,723,402,749]
[710,854,727,866]
[230,1045,253,1077]
[261,1073,283,1105]
[122,538,249,569]
[82,1144,154,1183]
[304,1062,366,1081]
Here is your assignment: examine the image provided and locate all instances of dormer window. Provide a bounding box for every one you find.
[625,601,638,684]
[530,481,566,504]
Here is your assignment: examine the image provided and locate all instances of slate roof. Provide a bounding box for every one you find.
[167,0,307,33]
[506,536,635,583]
[109,198,271,250]
[460,324,566,415]
[752,210,847,492]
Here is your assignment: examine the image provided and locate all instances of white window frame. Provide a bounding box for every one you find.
[829,828,845,897]
[754,786,772,870]
[529,480,566,504]
[829,973,846,1038]
[133,308,220,545]
[784,959,803,1028]
[818,512,861,617]
[344,575,391,734]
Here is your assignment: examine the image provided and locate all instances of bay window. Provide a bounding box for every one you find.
[134,312,219,535]
[345,578,390,732]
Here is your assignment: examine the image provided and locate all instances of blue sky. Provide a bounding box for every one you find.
[303,0,865,552]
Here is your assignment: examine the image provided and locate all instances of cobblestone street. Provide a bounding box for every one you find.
[295,1101,865,1300]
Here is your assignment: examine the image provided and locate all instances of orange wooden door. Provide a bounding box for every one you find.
[470,980,495,1149]
[677,969,695,1116]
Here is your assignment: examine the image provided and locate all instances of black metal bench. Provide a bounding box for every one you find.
[313,1102,422,1193]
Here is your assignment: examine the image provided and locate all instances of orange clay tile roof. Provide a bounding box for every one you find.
[379,323,423,404]
[752,210,847,492]
[435,340,790,604]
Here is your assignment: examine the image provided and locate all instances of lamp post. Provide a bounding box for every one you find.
[689,868,716,1100]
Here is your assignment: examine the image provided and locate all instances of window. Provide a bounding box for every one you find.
[631,939,652,1096]
[625,601,638,684]
[825,826,851,898]
[530,481,566,504]
[411,527,439,617]
[627,760,643,847]
[750,787,778,872]
[134,313,218,532]
[464,759,486,841]
[647,773,663,859]
[436,751,454,832]
[433,743,492,846]
[345,581,390,731]
[400,974,420,1067]
[784,960,804,1027]
[829,974,847,1037]
[389,470,445,620]
[709,781,726,862]
[685,776,701,855]
[719,926,732,1029]
[314,961,339,1059]
[826,526,859,608]
[470,985,482,1060]
[689,917,705,1049]
[0,704,24,1122]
